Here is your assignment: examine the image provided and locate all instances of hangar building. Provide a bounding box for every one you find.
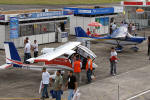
[0,9,70,49]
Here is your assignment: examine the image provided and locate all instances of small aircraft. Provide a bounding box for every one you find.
[0,41,97,73]
[75,26,146,52]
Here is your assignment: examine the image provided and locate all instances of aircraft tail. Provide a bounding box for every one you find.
[75,27,89,37]
[4,42,21,67]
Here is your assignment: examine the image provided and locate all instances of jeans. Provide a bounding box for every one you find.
[68,89,74,100]
[148,44,150,56]
[87,69,92,83]
[42,84,49,97]
[110,60,116,75]
[34,51,38,57]
[55,90,62,100]
[24,53,31,64]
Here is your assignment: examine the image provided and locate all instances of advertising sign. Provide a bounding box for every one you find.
[10,17,19,39]
[18,11,64,19]
[0,15,5,20]
[64,7,114,15]
[114,6,124,13]
[61,32,68,38]
[92,8,114,15]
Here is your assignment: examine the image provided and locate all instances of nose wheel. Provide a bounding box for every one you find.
[115,45,123,53]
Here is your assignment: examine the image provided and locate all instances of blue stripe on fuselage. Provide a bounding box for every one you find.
[124,37,146,43]
[82,36,146,44]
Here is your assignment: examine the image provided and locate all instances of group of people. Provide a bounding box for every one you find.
[24,37,38,64]
[23,37,118,100]
[110,21,136,36]
[41,68,63,100]
[128,23,136,36]
[41,54,94,100]
[72,54,93,84]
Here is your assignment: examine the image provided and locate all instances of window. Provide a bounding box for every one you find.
[34,24,41,35]
[19,22,55,37]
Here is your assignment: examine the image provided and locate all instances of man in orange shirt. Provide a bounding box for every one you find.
[73,55,82,85]
[86,56,93,83]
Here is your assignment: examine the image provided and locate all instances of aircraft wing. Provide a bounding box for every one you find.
[7,58,73,71]
[27,42,81,63]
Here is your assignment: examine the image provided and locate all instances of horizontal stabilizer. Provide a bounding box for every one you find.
[0,64,12,69]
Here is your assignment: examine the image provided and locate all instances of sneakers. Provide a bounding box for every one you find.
[40,96,49,100]
[110,73,116,76]
[45,96,49,98]
[40,97,45,100]
[113,74,116,76]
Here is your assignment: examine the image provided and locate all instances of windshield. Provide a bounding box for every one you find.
[111,26,132,38]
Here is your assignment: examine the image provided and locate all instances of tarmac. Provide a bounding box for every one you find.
[65,64,150,100]
[0,28,150,100]
[1,64,150,100]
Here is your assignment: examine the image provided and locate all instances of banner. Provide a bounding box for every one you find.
[64,7,114,15]
[10,17,19,39]
[0,15,5,20]
[17,11,64,19]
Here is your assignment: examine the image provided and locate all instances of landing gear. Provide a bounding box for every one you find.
[115,45,123,52]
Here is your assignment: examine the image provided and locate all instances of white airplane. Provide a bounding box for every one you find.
[75,26,146,52]
[0,41,97,72]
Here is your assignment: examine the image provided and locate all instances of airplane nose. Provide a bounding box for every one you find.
[26,58,35,63]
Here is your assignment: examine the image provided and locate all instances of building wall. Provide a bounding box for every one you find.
[0,25,5,49]
[70,16,110,35]
[70,16,95,35]
[0,24,56,49]
[13,32,56,48]
[0,17,70,49]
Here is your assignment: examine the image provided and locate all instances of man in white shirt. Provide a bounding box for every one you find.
[132,23,136,36]
[24,37,31,46]
[41,67,51,99]
[32,40,38,57]
[24,40,31,64]
[112,22,117,31]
